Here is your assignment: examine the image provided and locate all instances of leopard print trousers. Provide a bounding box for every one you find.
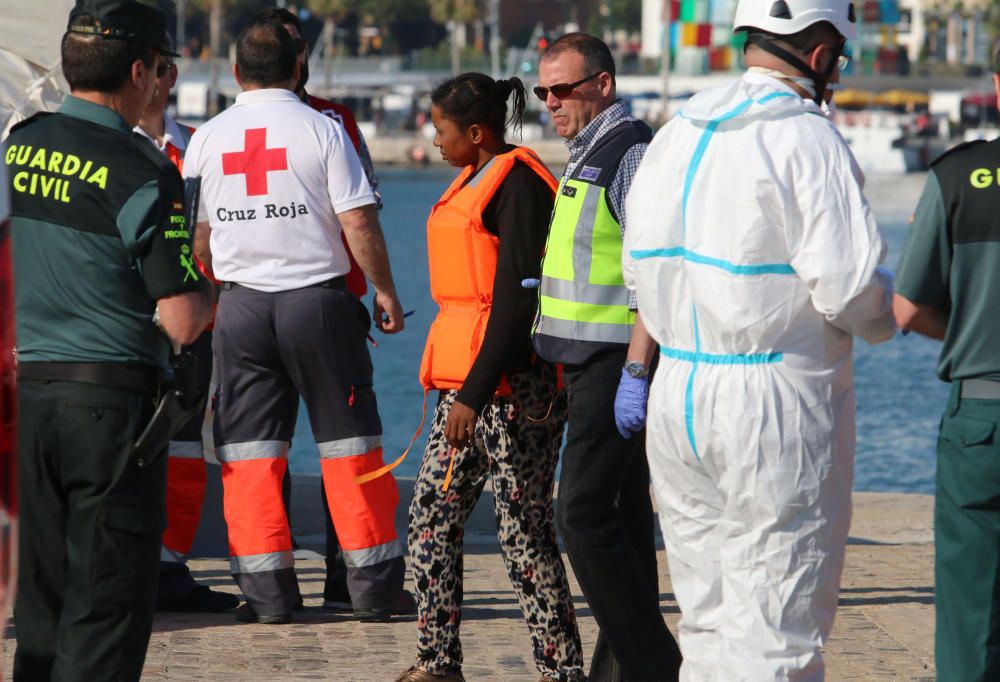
[408,362,585,681]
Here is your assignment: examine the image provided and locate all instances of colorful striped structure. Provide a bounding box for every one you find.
[665,0,902,75]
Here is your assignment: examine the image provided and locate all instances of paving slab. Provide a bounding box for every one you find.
[2,481,935,680]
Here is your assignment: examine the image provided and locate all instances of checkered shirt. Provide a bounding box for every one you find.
[563,99,647,309]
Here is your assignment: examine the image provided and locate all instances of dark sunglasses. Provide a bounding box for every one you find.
[805,38,849,72]
[295,38,308,55]
[533,72,601,101]
[155,61,174,78]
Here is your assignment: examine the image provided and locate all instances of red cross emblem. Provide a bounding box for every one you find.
[222,128,288,196]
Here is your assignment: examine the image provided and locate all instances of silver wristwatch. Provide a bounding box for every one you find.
[624,361,649,379]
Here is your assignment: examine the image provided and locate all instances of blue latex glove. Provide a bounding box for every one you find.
[876,265,894,288]
[875,266,908,335]
[614,368,649,439]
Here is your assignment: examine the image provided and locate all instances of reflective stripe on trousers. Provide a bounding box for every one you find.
[219,444,304,615]
[319,438,403,566]
[220,439,401,604]
[221,454,294,575]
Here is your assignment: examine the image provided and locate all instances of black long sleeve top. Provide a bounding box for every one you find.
[453,155,555,413]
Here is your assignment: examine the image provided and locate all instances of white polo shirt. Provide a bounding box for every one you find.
[183,88,375,292]
[134,112,189,154]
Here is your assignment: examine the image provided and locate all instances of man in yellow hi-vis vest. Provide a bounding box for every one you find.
[531,32,682,681]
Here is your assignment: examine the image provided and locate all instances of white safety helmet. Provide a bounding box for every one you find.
[733,0,857,41]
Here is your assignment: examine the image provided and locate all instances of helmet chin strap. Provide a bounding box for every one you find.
[745,33,840,106]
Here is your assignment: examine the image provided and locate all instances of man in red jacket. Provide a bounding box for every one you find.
[255,6,415,618]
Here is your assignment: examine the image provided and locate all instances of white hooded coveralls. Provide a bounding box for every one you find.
[623,73,895,681]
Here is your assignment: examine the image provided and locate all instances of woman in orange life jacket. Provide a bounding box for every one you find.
[396,74,585,682]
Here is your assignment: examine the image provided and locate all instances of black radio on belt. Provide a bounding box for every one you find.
[131,352,206,468]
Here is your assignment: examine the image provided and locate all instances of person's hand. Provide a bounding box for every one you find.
[614,369,649,439]
[373,289,404,334]
[444,400,477,449]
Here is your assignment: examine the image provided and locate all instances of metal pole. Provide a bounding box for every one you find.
[208,0,221,117]
[176,0,186,51]
[489,0,500,79]
[449,20,461,76]
[659,0,671,125]
[323,19,334,95]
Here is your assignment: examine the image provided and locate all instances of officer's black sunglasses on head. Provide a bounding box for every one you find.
[533,72,601,101]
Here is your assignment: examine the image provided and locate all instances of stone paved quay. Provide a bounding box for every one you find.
[3,477,936,680]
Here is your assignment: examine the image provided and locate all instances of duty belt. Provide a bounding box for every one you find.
[17,361,161,397]
[221,276,346,291]
[960,378,1000,400]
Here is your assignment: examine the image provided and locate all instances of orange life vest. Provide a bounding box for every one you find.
[419,146,556,394]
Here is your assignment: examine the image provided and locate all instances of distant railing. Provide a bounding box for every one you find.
[175,52,495,78]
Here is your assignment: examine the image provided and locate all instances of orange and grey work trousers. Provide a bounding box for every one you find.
[162,144,211,591]
[213,279,404,617]
[159,331,213,603]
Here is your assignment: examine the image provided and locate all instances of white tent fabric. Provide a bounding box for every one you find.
[0,2,75,140]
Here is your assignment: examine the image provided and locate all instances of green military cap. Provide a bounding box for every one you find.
[68,0,180,56]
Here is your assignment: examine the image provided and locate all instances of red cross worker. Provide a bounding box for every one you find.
[182,20,407,624]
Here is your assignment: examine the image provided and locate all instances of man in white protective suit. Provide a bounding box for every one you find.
[619,0,896,679]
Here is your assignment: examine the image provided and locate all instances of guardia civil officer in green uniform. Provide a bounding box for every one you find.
[4,1,215,679]
[894,43,1000,682]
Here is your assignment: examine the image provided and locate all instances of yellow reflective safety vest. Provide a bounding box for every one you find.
[533,119,652,365]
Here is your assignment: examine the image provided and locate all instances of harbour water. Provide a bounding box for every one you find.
[288,168,946,495]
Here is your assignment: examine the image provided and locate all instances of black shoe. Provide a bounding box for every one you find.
[322,597,352,612]
[235,603,291,625]
[323,588,417,617]
[157,585,241,613]
[355,590,419,622]
[389,589,417,616]
[353,606,393,623]
[321,587,352,612]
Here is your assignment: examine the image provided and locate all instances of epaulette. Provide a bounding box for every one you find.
[9,111,54,134]
[930,139,987,168]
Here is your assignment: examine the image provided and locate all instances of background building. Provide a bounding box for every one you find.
[639,0,996,76]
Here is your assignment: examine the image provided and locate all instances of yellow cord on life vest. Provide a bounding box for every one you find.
[524,396,555,423]
[355,389,429,485]
[441,447,459,491]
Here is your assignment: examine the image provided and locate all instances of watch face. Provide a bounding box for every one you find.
[625,361,647,378]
